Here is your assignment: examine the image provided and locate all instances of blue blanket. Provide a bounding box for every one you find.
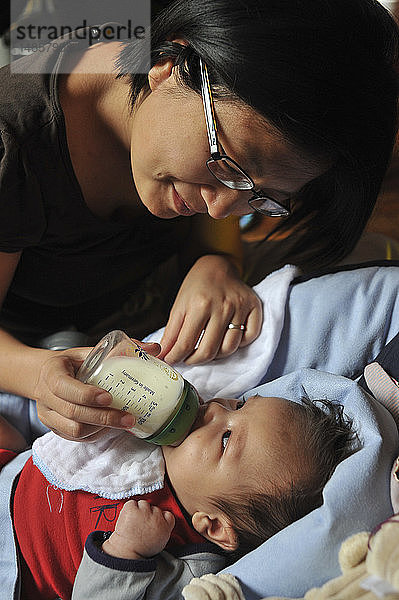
[265,263,399,382]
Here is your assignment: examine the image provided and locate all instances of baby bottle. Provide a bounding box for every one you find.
[77,330,199,445]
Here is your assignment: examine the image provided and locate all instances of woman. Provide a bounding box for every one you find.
[0,0,397,441]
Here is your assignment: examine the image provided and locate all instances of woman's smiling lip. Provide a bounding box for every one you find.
[171,184,196,216]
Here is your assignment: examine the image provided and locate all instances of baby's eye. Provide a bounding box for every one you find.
[222,430,231,451]
[236,399,246,410]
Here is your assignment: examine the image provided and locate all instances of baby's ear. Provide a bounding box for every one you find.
[192,511,238,551]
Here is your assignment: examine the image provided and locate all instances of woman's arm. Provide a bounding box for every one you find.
[0,251,158,441]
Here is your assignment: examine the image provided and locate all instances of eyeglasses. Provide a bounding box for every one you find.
[199,58,291,217]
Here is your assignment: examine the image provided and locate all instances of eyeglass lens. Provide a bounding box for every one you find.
[206,157,253,190]
[207,157,290,216]
[249,197,290,216]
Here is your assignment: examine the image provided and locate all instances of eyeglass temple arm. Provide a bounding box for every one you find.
[199,58,219,156]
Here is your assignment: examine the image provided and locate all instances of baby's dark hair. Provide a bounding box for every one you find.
[211,396,359,560]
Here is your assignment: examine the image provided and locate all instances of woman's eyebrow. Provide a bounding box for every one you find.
[246,152,265,179]
[245,152,295,196]
[246,142,322,193]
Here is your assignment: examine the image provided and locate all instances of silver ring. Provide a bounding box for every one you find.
[227,323,246,331]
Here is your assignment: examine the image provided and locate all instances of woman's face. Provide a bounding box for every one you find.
[129,66,326,220]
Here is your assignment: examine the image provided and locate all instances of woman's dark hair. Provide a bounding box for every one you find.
[211,396,360,560]
[117,0,399,269]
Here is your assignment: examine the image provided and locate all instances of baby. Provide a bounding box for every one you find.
[1,393,357,600]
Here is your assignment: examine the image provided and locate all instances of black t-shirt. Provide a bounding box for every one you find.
[0,31,190,343]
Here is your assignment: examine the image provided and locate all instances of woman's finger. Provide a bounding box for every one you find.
[184,311,245,364]
[48,421,106,442]
[54,378,112,407]
[132,340,161,356]
[158,311,184,360]
[38,402,136,441]
[161,312,209,364]
[185,295,262,363]
[216,314,248,358]
[238,300,263,348]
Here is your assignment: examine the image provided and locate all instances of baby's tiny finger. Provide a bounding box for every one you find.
[163,511,175,526]
[122,499,138,512]
[137,499,151,512]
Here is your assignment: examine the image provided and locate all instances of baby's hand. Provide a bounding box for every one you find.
[102,499,175,560]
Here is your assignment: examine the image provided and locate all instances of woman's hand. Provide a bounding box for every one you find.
[158,255,262,365]
[32,341,161,442]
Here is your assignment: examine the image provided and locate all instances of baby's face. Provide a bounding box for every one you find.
[163,395,303,516]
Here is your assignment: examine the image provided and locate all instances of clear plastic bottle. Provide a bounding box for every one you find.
[77,330,199,445]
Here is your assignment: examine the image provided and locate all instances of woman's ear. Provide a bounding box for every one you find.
[148,38,188,92]
[148,60,175,92]
[192,511,238,551]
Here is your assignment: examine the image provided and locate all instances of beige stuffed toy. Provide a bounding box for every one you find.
[182,515,399,600]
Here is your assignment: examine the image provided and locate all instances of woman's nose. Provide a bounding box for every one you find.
[200,185,247,219]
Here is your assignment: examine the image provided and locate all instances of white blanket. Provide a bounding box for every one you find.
[32,264,299,498]
[145,264,299,399]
